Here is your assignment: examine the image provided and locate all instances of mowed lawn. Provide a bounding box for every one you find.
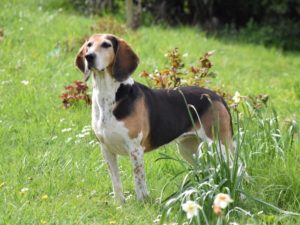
[0,0,300,224]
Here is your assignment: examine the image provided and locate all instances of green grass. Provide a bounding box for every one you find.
[0,0,300,224]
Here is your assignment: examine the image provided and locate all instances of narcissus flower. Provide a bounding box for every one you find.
[232,91,241,104]
[213,193,233,209]
[182,200,202,219]
[212,204,223,216]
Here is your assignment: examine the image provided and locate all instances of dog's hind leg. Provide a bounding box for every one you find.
[177,135,201,164]
[101,144,125,203]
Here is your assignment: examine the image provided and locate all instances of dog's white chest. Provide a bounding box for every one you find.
[91,74,131,155]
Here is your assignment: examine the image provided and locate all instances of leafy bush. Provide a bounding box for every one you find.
[140,48,217,88]
[228,19,300,51]
[60,80,91,108]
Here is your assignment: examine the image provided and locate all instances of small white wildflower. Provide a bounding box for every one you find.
[82,125,91,132]
[149,74,155,79]
[65,137,72,143]
[257,211,264,215]
[1,80,12,85]
[76,134,84,138]
[182,200,201,219]
[230,222,239,225]
[153,215,161,224]
[232,91,241,104]
[182,53,188,57]
[21,80,29,85]
[153,218,160,224]
[76,132,89,138]
[81,128,90,133]
[75,139,81,144]
[59,118,65,123]
[20,187,29,193]
[88,140,95,145]
[51,136,57,140]
[90,190,97,197]
[125,194,132,201]
[213,193,233,209]
[61,128,72,133]
[76,194,82,198]
[181,79,188,84]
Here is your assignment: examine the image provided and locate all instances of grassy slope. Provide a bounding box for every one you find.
[0,0,299,224]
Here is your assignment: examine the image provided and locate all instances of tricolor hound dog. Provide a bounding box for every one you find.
[75,34,234,202]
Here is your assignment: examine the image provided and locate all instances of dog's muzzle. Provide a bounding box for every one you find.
[85,53,95,69]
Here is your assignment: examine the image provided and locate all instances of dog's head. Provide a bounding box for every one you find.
[75,34,139,82]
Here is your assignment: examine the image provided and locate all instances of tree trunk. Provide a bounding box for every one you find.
[126,0,142,30]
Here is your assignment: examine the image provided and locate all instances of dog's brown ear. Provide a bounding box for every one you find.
[112,38,139,82]
[75,41,91,82]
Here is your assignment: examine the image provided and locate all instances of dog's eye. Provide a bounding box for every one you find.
[101,42,111,48]
[87,42,93,47]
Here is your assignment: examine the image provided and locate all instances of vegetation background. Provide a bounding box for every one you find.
[0,0,299,224]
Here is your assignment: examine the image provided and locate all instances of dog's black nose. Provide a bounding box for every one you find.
[85,54,95,66]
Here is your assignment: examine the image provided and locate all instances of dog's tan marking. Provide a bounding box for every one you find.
[121,96,152,151]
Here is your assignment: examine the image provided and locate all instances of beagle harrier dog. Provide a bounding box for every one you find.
[75,34,233,202]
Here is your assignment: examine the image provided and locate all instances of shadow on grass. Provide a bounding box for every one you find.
[204,20,300,54]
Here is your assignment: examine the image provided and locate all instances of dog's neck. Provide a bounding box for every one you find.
[92,69,134,110]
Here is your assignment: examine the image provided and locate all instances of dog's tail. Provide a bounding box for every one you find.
[221,97,234,137]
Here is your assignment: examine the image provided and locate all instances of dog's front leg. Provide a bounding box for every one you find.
[129,146,149,200]
[101,144,125,203]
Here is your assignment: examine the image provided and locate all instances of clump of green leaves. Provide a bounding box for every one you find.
[157,103,299,224]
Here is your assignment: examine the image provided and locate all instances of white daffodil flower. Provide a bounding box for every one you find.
[232,91,241,104]
[213,193,233,209]
[182,200,201,219]
[230,222,239,225]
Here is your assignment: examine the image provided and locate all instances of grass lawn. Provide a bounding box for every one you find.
[0,0,299,224]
